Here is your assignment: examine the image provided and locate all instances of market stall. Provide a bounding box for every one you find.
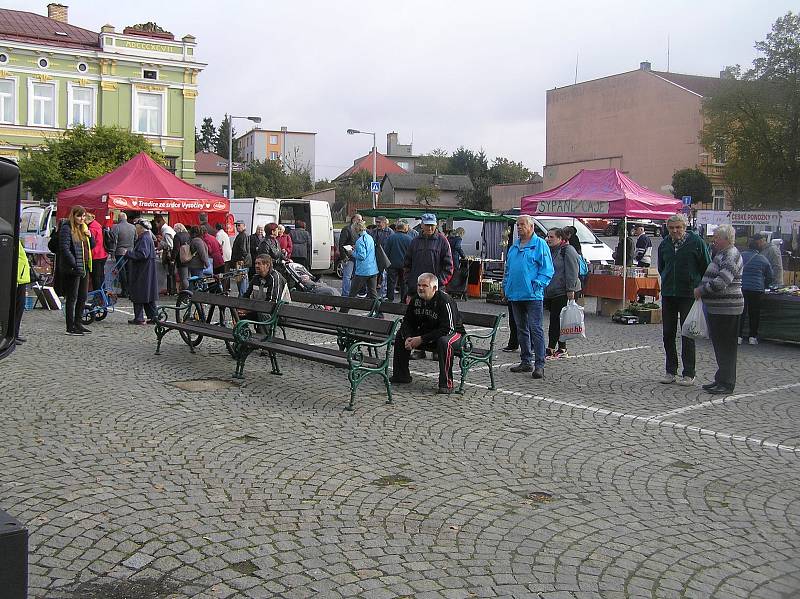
[583,271,660,302]
[521,168,681,310]
[751,290,800,343]
[57,152,230,230]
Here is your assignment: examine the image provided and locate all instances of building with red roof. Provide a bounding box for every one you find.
[334,150,408,181]
[0,3,205,192]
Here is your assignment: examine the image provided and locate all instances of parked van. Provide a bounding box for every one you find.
[229,198,334,271]
[20,203,56,252]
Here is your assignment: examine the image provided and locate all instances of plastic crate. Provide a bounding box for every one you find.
[24,296,36,311]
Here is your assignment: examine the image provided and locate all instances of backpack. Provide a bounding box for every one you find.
[179,243,193,264]
[47,226,60,254]
[562,246,589,277]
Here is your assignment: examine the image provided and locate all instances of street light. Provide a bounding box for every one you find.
[227,115,261,200]
[347,128,377,212]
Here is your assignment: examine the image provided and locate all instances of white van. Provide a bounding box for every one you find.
[229,198,334,271]
[20,203,56,252]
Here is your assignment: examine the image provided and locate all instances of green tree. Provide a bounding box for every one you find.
[701,12,800,208]
[416,148,451,175]
[489,157,533,184]
[197,117,217,152]
[215,114,240,161]
[415,185,441,206]
[232,159,313,199]
[19,125,162,201]
[450,147,489,181]
[671,168,712,205]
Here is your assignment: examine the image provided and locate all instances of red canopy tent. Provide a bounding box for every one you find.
[521,169,682,303]
[57,152,230,229]
[521,168,682,219]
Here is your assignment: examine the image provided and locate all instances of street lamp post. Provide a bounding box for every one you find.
[227,114,262,199]
[347,128,377,212]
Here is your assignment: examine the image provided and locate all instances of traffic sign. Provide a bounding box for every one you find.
[370,181,381,194]
[682,195,692,206]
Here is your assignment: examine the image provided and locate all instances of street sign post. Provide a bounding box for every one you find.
[370,181,381,194]
[682,196,692,206]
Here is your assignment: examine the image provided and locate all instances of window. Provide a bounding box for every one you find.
[397,161,409,170]
[164,156,177,174]
[37,57,49,69]
[136,92,162,135]
[30,82,55,127]
[0,54,8,64]
[70,86,94,127]
[76,62,88,73]
[0,79,15,124]
[269,135,278,144]
[713,143,727,165]
[713,188,725,210]
[269,151,278,160]
[143,69,157,80]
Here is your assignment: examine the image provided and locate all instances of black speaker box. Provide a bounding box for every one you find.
[0,508,28,599]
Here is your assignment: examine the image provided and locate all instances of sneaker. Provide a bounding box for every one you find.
[660,374,676,384]
[501,346,518,353]
[127,319,147,325]
[545,347,555,358]
[389,375,412,385]
[702,381,717,391]
[76,325,92,334]
[554,349,569,359]
[437,387,452,395]
[532,368,545,379]
[737,337,743,345]
[510,363,533,373]
[749,338,758,345]
[65,328,84,336]
[677,376,695,386]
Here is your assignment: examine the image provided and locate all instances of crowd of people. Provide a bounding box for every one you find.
[15,206,784,399]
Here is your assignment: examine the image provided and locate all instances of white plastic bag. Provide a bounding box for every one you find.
[559,299,586,341]
[681,299,708,339]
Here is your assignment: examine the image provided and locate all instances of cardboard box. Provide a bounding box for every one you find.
[600,298,625,317]
[647,268,660,277]
[631,307,662,324]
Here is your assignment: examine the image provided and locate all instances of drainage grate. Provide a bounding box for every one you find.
[169,378,240,392]
[373,474,414,487]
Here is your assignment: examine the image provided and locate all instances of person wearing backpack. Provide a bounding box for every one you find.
[544,227,581,359]
[172,223,192,291]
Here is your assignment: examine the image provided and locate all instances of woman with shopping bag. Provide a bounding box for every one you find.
[544,227,582,359]
[694,224,744,395]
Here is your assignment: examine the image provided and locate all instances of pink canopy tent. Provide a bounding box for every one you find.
[521,169,682,305]
[57,152,230,229]
[520,168,682,219]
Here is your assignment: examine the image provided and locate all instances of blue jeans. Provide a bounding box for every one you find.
[510,300,546,369]
[341,259,355,297]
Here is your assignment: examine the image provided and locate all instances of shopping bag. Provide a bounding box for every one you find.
[681,299,708,339]
[559,299,586,341]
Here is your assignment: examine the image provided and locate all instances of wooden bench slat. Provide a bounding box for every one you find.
[462,312,502,329]
[290,291,376,312]
[189,291,275,314]
[278,305,394,335]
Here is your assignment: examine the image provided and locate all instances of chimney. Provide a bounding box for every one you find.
[387,132,398,154]
[47,3,68,23]
[640,61,651,71]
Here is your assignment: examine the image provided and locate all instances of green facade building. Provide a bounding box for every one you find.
[0,3,205,182]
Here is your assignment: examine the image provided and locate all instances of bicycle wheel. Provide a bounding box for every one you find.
[94,308,109,321]
[80,308,95,325]
[220,306,241,357]
[176,294,206,347]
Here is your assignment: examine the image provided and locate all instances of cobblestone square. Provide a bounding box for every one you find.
[2,295,799,598]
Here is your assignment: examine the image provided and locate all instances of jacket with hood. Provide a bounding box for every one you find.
[504,234,554,301]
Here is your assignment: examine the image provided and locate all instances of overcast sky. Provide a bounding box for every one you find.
[7,0,797,180]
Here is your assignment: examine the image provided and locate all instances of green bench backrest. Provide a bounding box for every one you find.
[278,304,394,335]
[190,291,275,315]
[290,291,377,313]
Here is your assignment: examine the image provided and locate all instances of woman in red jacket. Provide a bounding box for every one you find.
[86,212,108,291]
[202,229,225,274]
[276,224,293,260]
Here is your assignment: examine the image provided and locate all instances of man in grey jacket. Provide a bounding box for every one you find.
[108,212,136,297]
[753,233,783,287]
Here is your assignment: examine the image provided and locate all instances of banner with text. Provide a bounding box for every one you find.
[107,195,230,213]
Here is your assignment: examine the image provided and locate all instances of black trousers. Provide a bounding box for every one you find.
[393,332,463,389]
[740,290,763,338]
[707,313,741,390]
[64,273,88,331]
[15,283,26,338]
[116,255,129,296]
[505,304,518,349]
[341,274,378,313]
[545,295,569,350]
[386,267,405,302]
[661,295,696,377]
[91,257,106,292]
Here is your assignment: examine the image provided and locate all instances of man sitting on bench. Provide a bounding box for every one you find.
[390,272,466,394]
[240,254,287,322]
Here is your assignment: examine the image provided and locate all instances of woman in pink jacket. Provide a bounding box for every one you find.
[86,213,109,291]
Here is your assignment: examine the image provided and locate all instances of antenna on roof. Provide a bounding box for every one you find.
[574,51,579,84]
[666,34,670,72]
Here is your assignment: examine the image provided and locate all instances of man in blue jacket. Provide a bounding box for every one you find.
[503,215,554,379]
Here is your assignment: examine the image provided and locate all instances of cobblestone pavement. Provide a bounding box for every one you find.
[2,293,799,599]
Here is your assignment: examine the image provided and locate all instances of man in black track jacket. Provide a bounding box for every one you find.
[390,272,466,394]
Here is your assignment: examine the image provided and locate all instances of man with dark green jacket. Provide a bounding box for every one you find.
[657,214,711,386]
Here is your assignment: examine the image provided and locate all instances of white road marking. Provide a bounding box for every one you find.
[114,308,134,316]
[653,382,800,419]
[464,345,652,373]
[409,370,799,454]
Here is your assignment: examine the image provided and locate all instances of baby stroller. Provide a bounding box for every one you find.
[81,255,126,324]
[446,260,469,301]
[280,261,318,293]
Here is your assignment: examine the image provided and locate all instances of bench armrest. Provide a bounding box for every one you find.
[233,314,279,344]
[346,319,401,368]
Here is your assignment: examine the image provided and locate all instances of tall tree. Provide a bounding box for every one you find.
[489,157,533,184]
[701,12,800,209]
[215,115,240,161]
[415,148,451,175]
[19,125,163,201]
[672,168,712,205]
[197,117,217,152]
